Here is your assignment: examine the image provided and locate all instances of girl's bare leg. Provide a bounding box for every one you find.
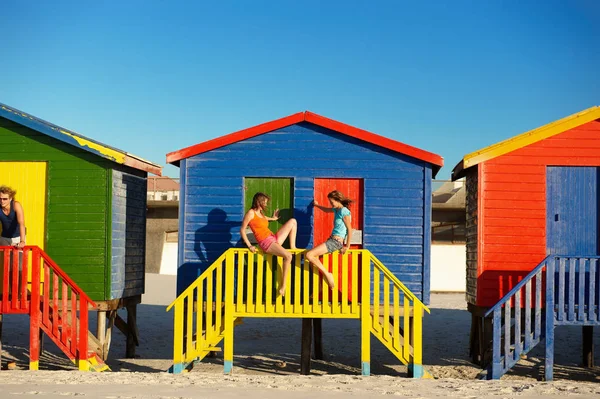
[305,243,335,289]
[275,218,297,249]
[266,242,293,296]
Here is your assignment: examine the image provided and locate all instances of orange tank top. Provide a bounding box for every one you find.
[248,211,272,242]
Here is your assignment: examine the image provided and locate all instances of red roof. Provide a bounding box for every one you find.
[147,176,179,191]
[166,111,444,173]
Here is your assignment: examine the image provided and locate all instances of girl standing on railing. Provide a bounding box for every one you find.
[306,190,353,289]
[240,192,297,296]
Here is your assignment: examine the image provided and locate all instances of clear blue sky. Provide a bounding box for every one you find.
[2,1,598,178]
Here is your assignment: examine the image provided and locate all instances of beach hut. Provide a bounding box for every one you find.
[451,106,600,379]
[166,111,443,375]
[0,102,162,368]
[167,111,443,302]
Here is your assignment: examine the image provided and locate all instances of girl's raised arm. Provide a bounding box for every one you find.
[313,199,334,213]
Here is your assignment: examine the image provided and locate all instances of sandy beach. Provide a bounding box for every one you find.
[0,273,599,398]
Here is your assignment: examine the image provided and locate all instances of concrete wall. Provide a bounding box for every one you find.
[431,244,466,292]
[146,205,178,274]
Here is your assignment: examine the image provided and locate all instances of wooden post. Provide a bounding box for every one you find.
[104,311,116,360]
[300,318,312,375]
[125,304,138,358]
[582,326,594,368]
[313,318,323,360]
[97,310,106,360]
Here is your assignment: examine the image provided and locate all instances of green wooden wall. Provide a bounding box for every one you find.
[1,116,114,300]
[244,178,293,232]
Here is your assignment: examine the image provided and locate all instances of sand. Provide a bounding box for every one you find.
[0,273,599,398]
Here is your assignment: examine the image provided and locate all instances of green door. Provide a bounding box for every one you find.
[244,178,294,234]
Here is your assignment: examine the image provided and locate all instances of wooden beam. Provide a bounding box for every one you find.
[583,326,594,367]
[313,318,323,360]
[300,319,312,375]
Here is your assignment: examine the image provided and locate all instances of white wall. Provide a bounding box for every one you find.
[431,244,466,292]
[159,241,179,275]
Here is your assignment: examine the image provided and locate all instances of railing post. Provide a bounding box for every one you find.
[410,301,424,378]
[78,297,90,371]
[29,248,41,370]
[545,258,555,381]
[224,250,235,374]
[491,308,502,379]
[360,251,371,376]
[172,300,185,374]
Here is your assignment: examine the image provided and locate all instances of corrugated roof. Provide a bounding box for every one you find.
[0,102,162,175]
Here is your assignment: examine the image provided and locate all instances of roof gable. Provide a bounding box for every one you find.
[166,111,444,175]
[452,106,600,180]
[0,103,162,175]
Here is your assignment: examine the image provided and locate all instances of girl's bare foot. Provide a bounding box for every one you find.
[279,286,286,296]
[324,272,335,289]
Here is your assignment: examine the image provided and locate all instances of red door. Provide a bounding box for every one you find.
[314,179,363,301]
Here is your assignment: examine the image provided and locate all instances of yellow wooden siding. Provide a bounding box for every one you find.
[0,162,47,249]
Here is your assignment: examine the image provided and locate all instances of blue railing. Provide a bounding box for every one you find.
[484,256,548,380]
[484,255,600,381]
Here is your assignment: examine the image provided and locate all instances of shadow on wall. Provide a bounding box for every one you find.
[177,208,240,294]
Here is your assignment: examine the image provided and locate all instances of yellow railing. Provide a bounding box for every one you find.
[167,248,430,377]
[368,254,430,377]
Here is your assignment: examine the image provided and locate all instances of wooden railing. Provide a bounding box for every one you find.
[370,254,429,376]
[0,246,98,370]
[168,248,430,377]
[484,255,600,381]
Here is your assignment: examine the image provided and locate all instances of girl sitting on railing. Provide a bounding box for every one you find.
[240,192,297,296]
[306,190,353,289]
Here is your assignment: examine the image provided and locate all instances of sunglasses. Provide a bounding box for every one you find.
[0,198,10,201]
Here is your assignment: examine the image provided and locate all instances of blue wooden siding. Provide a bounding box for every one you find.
[111,169,147,299]
[546,166,599,256]
[178,122,431,301]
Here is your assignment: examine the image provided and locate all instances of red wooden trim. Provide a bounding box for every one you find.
[166,112,306,164]
[11,248,18,310]
[71,293,77,353]
[30,248,41,364]
[37,247,97,308]
[1,249,8,313]
[304,112,444,168]
[43,262,50,326]
[20,249,28,309]
[79,297,89,361]
[62,283,69,345]
[53,273,59,337]
[166,111,444,171]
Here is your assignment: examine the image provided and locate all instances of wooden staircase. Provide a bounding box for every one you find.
[483,255,600,381]
[0,246,109,371]
[167,248,431,377]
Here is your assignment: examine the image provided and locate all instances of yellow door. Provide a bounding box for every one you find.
[0,162,47,249]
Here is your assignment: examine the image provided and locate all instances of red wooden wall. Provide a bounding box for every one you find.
[474,119,600,307]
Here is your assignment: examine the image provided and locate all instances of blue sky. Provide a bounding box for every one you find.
[1,1,598,178]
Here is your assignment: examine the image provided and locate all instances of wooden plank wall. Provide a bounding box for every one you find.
[111,168,147,299]
[178,122,432,302]
[477,119,600,307]
[0,117,110,300]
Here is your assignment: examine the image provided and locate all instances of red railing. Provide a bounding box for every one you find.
[0,246,97,368]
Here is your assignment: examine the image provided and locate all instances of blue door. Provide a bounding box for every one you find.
[546,166,599,255]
